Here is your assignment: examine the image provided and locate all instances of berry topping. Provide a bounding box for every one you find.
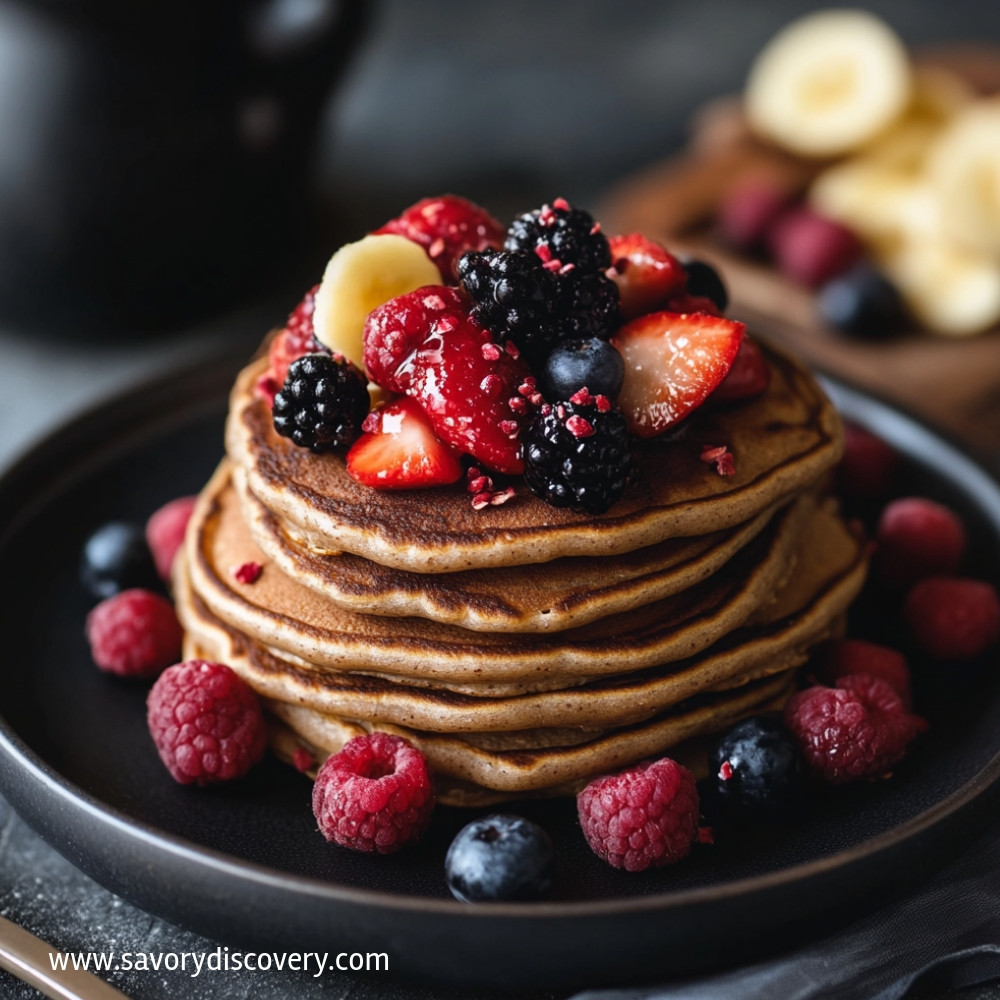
[700,444,736,476]
[819,639,913,709]
[838,424,899,499]
[232,561,263,584]
[346,397,464,489]
[272,353,370,453]
[717,178,792,252]
[708,715,805,815]
[311,732,434,854]
[543,337,625,401]
[363,286,532,474]
[608,233,687,319]
[146,496,197,581]
[505,199,611,274]
[681,259,729,312]
[147,660,267,785]
[523,395,632,514]
[818,263,906,338]
[876,497,967,589]
[557,268,622,341]
[783,675,925,783]
[375,195,505,282]
[86,589,183,679]
[577,757,700,871]
[610,311,745,438]
[80,522,160,601]
[768,207,862,288]
[445,814,554,902]
[266,285,324,388]
[904,577,1000,661]
[709,337,771,404]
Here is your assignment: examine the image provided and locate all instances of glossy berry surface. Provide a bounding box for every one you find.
[709,715,805,815]
[904,577,1000,661]
[681,259,729,311]
[80,521,160,601]
[608,233,687,319]
[505,199,610,274]
[267,285,324,388]
[710,337,770,404]
[557,269,621,341]
[445,814,554,902]
[818,264,906,337]
[543,337,625,401]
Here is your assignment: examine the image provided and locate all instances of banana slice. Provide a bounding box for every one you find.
[928,100,1000,261]
[312,234,441,368]
[746,9,911,158]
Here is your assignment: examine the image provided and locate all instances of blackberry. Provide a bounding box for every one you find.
[273,353,369,452]
[505,200,611,274]
[523,391,632,514]
[558,269,621,339]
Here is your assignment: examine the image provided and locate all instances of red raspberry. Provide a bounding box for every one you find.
[267,285,321,388]
[717,178,792,251]
[86,589,182,679]
[145,496,197,581]
[784,675,925,783]
[768,208,862,287]
[819,639,913,709]
[312,732,434,854]
[577,757,699,872]
[146,660,267,785]
[904,577,1000,661]
[838,424,899,499]
[375,195,505,282]
[877,497,966,588]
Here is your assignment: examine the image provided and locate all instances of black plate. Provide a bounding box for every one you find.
[1,359,999,991]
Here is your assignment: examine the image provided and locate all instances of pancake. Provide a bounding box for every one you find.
[236,461,784,632]
[227,340,842,572]
[184,463,812,684]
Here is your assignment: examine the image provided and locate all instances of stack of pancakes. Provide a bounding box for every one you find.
[175,342,866,805]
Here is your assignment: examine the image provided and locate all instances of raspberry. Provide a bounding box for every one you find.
[577,757,699,871]
[819,638,913,709]
[717,178,792,251]
[267,285,325,388]
[312,732,434,854]
[768,208,862,288]
[145,496,197,581]
[86,589,182,679]
[784,675,925,783]
[146,660,267,785]
[904,577,1000,661]
[838,424,899,499]
[877,497,966,588]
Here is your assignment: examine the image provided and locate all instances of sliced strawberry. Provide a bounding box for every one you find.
[267,284,321,388]
[610,311,745,437]
[608,233,687,319]
[375,195,505,283]
[364,286,532,474]
[709,336,771,404]
[346,398,463,489]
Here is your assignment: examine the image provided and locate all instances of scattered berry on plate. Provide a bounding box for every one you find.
[311,732,434,854]
[80,521,160,601]
[709,337,771,404]
[611,310,745,437]
[817,264,906,338]
[768,207,863,288]
[543,337,625,401]
[272,353,370,453]
[876,497,967,588]
[680,259,729,312]
[86,589,183,679]
[818,638,913,709]
[266,285,324,389]
[505,199,611,274]
[346,397,463,489]
[838,424,899,499]
[375,195,505,282]
[445,814,554,902]
[523,389,632,514]
[577,756,699,871]
[147,660,268,785]
[708,715,805,816]
[783,674,925,784]
[146,496,197,581]
[607,233,687,319]
[904,577,1000,661]
[717,178,793,252]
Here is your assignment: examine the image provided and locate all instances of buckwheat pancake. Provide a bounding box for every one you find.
[184,463,812,685]
[227,340,842,572]
[235,462,786,632]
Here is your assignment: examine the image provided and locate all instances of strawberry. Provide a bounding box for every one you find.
[363,286,532,475]
[346,398,463,489]
[375,196,505,283]
[664,292,721,316]
[610,311,745,437]
[267,285,322,388]
[607,233,687,319]
[709,336,771,404]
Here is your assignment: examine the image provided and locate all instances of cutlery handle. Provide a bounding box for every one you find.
[0,914,128,1000]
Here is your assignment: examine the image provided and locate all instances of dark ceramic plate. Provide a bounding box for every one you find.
[1,358,999,992]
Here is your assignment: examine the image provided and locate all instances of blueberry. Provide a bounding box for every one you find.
[543,337,625,401]
[709,715,805,816]
[682,259,728,311]
[817,264,906,338]
[445,814,554,902]
[80,521,159,601]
